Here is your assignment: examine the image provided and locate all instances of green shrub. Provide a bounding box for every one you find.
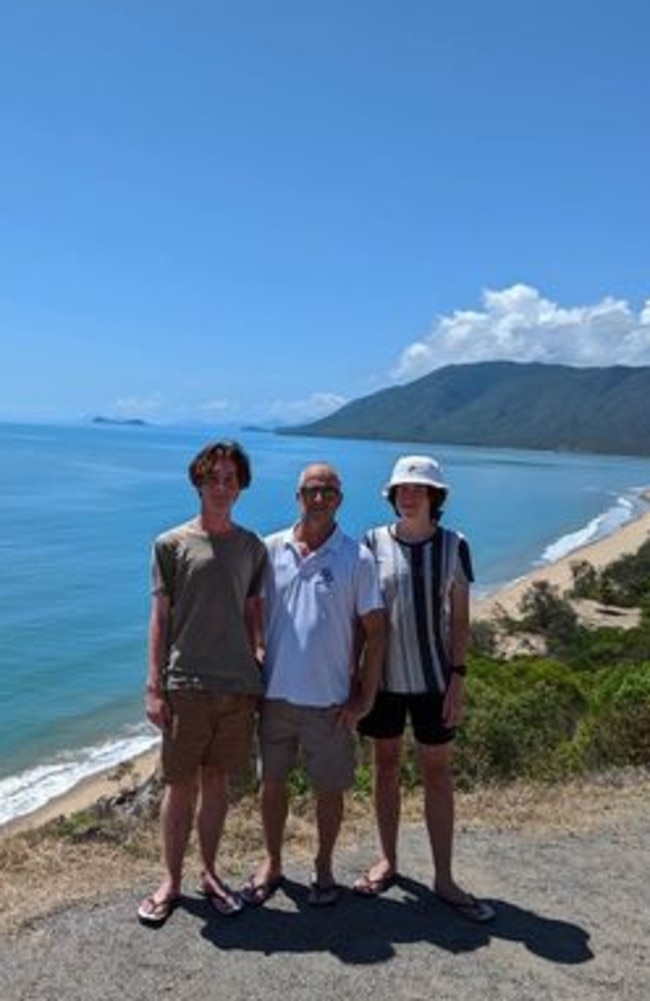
[470,619,499,657]
[570,559,600,599]
[352,760,373,797]
[518,581,582,654]
[585,665,650,767]
[569,539,650,608]
[599,540,650,607]
[566,629,635,670]
[455,662,588,786]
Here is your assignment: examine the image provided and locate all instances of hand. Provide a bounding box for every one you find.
[442,674,464,728]
[336,694,371,730]
[146,691,171,731]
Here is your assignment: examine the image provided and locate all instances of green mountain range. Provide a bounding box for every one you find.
[282,361,650,456]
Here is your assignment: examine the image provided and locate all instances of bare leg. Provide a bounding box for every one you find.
[248,777,288,885]
[314,790,344,886]
[196,765,229,885]
[420,741,495,921]
[355,738,402,889]
[148,774,197,904]
[238,778,287,903]
[419,741,463,898]
[373,737,402,876]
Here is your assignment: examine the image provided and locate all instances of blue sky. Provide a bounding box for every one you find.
[2,0,649,424]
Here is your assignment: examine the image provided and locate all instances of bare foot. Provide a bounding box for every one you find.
[240,861,284,906]
[353,859,397,896]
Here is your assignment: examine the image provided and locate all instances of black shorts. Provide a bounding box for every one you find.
[358,690,455,746]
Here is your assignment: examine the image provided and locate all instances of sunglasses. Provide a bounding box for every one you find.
[299,485,340,501]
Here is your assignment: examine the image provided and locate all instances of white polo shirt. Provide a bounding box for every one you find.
[263,525,383,706]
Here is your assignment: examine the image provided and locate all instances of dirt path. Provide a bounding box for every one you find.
[2,796,649,1001]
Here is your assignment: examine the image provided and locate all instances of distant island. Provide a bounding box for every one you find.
[92,416,149,427]
[281,361,650,457]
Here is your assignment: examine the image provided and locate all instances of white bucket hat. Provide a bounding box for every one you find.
[383,455,449,495]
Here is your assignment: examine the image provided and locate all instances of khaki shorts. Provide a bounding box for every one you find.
[260,699,355,792]
[161,690,257,783]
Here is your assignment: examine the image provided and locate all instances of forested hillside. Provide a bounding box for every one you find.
[283,362,650,456]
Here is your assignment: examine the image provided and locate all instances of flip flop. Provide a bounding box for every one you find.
[210,891,244,917]
[137,894,179,927]
[435,892,495,924]
[308,880,341,907]
[197,875,244,916]
[353,870,397,897]
[240,873,283,907]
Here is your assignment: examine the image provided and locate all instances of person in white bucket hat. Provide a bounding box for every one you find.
[383,454,449,494]
[354,454,495,923]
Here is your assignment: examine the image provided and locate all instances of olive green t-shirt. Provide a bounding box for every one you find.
[152,520,267,694]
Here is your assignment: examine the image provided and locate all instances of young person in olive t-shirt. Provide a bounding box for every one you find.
[137,441,266,926]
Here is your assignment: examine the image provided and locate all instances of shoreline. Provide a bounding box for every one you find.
[0,746,160,839]
[472,502,650,621]
[3,495,650,841]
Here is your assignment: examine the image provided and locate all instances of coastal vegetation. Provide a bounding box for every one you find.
[458,543,650,787]
[283,361,650,457]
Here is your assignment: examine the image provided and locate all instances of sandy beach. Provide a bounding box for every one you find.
[0,746,160,839]
[472,504,650,621]
[3,501,650,840]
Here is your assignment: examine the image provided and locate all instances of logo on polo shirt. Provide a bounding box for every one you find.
[319,567,334,587]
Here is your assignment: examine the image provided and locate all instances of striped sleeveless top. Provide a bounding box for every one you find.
[364,524,473,695]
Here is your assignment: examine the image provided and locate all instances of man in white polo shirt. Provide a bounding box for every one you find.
[241,462,385,907]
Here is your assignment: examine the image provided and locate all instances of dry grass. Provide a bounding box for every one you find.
[2,768,649,935]
[451,767,650,833]
[0,790,373,935]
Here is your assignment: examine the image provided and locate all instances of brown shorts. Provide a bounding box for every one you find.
[260,699,355,792]
[161,690,257,783]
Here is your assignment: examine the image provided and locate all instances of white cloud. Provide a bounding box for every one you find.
[268,391,347,423]
[640,299,650,325]
[392,284,650,382]
[111,393,164,418]
[197,398,235,416]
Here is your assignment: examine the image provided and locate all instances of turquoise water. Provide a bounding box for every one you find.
[2,421,650,823]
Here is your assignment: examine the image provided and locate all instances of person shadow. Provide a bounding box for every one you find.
[182,874,593,966]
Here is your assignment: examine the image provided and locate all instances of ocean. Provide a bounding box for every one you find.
[2,421,650,826]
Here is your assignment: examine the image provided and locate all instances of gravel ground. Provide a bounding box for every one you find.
[2,807,649,1001]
